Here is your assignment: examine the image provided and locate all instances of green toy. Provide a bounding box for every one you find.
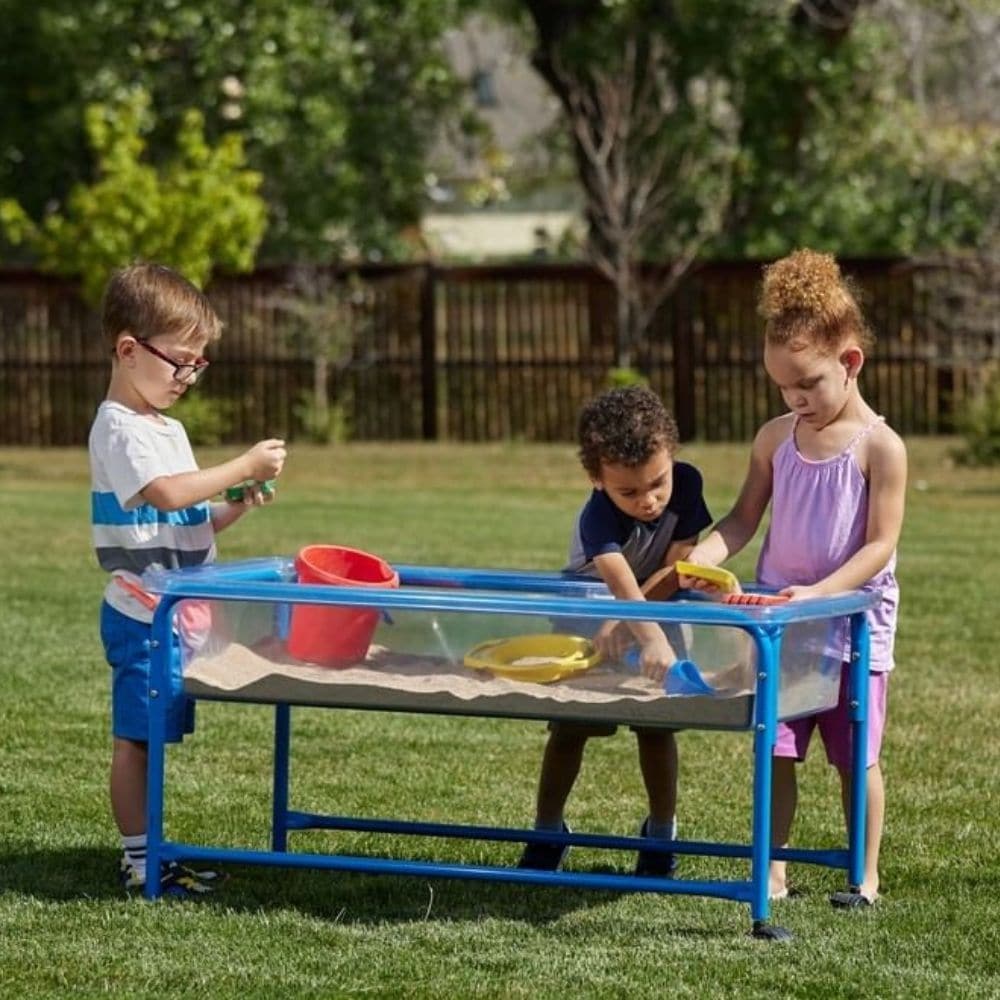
[225,479,276,502]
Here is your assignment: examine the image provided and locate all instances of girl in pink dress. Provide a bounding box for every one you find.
[684,249,907,908]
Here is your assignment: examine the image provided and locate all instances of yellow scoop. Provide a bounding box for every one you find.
[463,634,602,683]
[674,560,740,594]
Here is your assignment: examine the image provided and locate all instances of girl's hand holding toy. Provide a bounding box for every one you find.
[675,560,790,606]
[675,560,741,595]
[722,592,790,606]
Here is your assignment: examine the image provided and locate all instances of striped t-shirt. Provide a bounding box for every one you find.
[89,400,216,622]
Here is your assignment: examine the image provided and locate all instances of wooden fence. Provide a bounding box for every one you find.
[0,259,996,446]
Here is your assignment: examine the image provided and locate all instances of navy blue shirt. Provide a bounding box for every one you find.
[566,461,712,584]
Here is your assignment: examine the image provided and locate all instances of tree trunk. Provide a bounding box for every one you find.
[313,349,329,439]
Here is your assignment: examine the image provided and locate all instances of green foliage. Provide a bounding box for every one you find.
[0,88,265,303]
[266,269,372,443]
[953,365,1000,467]
[2,0,995,268]
[292,391,352,445]
[501,0,999,260]
[606,366,649,389]
[171,392,237,447]
[0,0,467,263]
[697,2,999,257]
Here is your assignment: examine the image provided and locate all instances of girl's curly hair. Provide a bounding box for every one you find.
[577,385,678,479]
[759,248,874,354]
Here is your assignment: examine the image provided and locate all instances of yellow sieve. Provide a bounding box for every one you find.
[463,634,602,683]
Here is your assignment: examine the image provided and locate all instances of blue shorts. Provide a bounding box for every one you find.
[100,601,195,743]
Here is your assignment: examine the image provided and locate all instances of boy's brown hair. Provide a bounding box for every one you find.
[102,262,223,351]
[577,384,679,479]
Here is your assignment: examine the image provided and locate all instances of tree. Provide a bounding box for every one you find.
[710,0,998,258]
[869,0,1000,255]
[0,0,472,263]
[490,1,906,369]
[266,266,375,444]
[509,1,739,370]
[0,88,265,303]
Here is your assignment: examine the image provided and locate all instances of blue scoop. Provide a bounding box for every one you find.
[625,650,716,696]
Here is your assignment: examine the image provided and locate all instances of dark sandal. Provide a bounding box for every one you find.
[830,889,877,909]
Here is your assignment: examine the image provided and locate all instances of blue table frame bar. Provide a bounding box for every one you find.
[143,561,876,940]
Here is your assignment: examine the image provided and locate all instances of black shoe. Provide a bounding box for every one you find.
[634,817,677,877]
[517,822,571,871]
[120,859,217,899]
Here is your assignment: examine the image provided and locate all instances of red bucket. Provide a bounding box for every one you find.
[287,545,399,667]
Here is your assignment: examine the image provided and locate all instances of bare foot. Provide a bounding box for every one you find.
[856,880,879,901]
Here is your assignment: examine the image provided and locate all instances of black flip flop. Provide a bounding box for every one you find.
[829,889,877,909]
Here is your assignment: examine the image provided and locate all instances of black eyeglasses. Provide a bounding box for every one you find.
[135,339,210,382]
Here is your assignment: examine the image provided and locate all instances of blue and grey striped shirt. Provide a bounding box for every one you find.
[89,401,216,621]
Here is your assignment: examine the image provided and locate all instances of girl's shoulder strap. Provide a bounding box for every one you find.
[845,414,885,453]
[781,413,801,453]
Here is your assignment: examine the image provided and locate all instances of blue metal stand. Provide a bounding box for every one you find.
[748,624,785,939]
[847,613,871,891]
[143,561,874,940]
[272,703,291,853]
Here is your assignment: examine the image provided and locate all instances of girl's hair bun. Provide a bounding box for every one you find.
[760,249,842,321]
[759,248,873,351]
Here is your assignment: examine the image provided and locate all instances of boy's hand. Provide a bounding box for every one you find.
[248,480,276,505]
[593,620,632,659]
[244,439,286,482]
[638,630,677,683]
[226,480,276,506]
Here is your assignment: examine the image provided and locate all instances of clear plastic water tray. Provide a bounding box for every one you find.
[143,558,880,731]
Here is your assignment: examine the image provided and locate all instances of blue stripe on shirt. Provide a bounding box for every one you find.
[91,490,210,526]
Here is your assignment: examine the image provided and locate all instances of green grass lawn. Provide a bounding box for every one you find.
[1,439,999,999]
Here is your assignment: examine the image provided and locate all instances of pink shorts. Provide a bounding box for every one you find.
[773,667,888,771]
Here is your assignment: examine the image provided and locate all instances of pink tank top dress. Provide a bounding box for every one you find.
[756,418,898,672]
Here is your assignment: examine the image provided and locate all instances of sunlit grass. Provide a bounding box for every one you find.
[1,439,998,998]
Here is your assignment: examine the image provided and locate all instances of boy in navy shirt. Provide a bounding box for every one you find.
[519,385,712,875]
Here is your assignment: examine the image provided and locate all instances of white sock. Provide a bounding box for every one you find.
[646,816,677,840]
[122,833,147,882]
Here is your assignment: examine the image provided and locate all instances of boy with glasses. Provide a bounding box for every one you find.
[89,262,286,897]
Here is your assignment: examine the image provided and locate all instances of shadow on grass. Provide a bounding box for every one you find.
[222,860,633,926]
[0,845,642,927]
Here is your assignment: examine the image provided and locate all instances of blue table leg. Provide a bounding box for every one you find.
[272,704,291,852]
[846,613,871,891]
[144,598,175,900]
[749,628,791,941]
